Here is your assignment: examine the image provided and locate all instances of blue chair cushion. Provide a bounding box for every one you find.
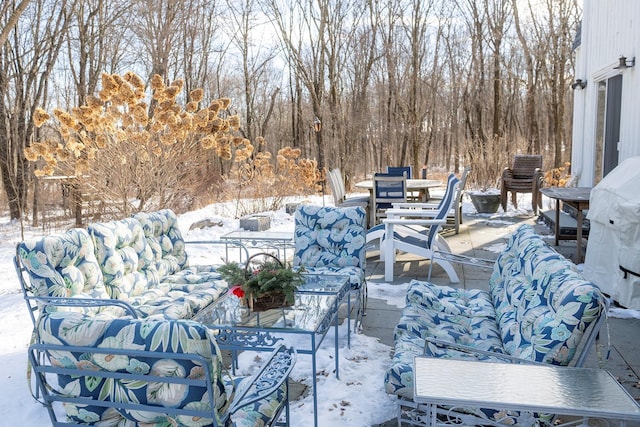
[294,204,366,287]
[37,311,288,426]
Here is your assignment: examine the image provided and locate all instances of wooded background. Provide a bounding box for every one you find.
[0,0,580,224]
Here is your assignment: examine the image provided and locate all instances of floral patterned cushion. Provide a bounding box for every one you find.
[88,214,227,318]
[15,229,125,317]
[293,204,367,287]
[88,217,157,299]
[18,210,228,323]
[133,209,189,277]
[17,228,108,300]
[37,311,287,426]
[386,224,606,422]
[489,224,605,364]
[385,283,505,398]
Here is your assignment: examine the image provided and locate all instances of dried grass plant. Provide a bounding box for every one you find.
[465,136,510,192]
[222,140,322,217]
[544,162,571,187]
[27,72,320,217]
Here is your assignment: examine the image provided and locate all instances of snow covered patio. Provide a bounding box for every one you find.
[366,208,640,426]
[2,195,639,426]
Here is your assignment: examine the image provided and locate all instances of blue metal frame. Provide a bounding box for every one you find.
[29,341,296,426]
[193,274,350,427]
[217,232,294,263]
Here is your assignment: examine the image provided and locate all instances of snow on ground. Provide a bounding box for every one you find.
[0,192,637,426]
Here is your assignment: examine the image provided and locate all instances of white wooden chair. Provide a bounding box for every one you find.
[366,174,461,282]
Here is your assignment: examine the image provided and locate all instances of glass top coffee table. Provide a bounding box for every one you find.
[220,230,294,262]
[193,273,350,427]
[413,357,640,426]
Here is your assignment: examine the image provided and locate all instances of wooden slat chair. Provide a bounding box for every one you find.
[500,154,544,213]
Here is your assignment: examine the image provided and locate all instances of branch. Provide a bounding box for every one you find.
[0,0,31,48]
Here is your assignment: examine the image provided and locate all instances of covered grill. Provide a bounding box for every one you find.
[584,157,640,309]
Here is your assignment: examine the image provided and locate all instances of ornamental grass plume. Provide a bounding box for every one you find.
[27,71,322,216]
[27,72,242,179]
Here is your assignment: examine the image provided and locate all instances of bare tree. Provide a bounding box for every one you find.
[264,0,329,171]
[459,0,488,148]
[67,0,130,103]
[531,0,580,168]
[0,0,31,48]
[512,0,540,154]
[224,0,281,144]
[55,0,131,224]
[484,0,511,139]
[0,0,74,223]
[344,0,380,183]
[1,0,584,218]
[178,0,220,96]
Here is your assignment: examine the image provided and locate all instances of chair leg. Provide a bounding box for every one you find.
[433,257,460,284]
[511,192,518,209]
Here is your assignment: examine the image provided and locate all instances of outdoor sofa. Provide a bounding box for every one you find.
[385,224,609,425]
[29,310,296,426]
[16,209,298,426]
[16,209,229,323]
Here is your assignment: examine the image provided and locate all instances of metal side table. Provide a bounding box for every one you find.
[193,274,350,427]
[220,230,294,262]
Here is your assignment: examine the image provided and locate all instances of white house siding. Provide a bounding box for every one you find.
[572,0,639,185]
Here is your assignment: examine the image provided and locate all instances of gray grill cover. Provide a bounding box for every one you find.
[584,157,640,309]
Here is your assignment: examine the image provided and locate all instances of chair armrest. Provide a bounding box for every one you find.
[32,296,139,318]
[425,337,542,365]
[501,167,514,181]
[385,209,442,221]
[391,202,439,209]
[227,344,297,414]
[532,168,544,190]
[383,217,447,227]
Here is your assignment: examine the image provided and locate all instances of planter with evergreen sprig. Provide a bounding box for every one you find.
[217,253,304,312]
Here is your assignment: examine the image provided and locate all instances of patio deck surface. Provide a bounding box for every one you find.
[362,210,640,426]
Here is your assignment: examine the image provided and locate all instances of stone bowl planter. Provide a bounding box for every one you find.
[469,191,501,214]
